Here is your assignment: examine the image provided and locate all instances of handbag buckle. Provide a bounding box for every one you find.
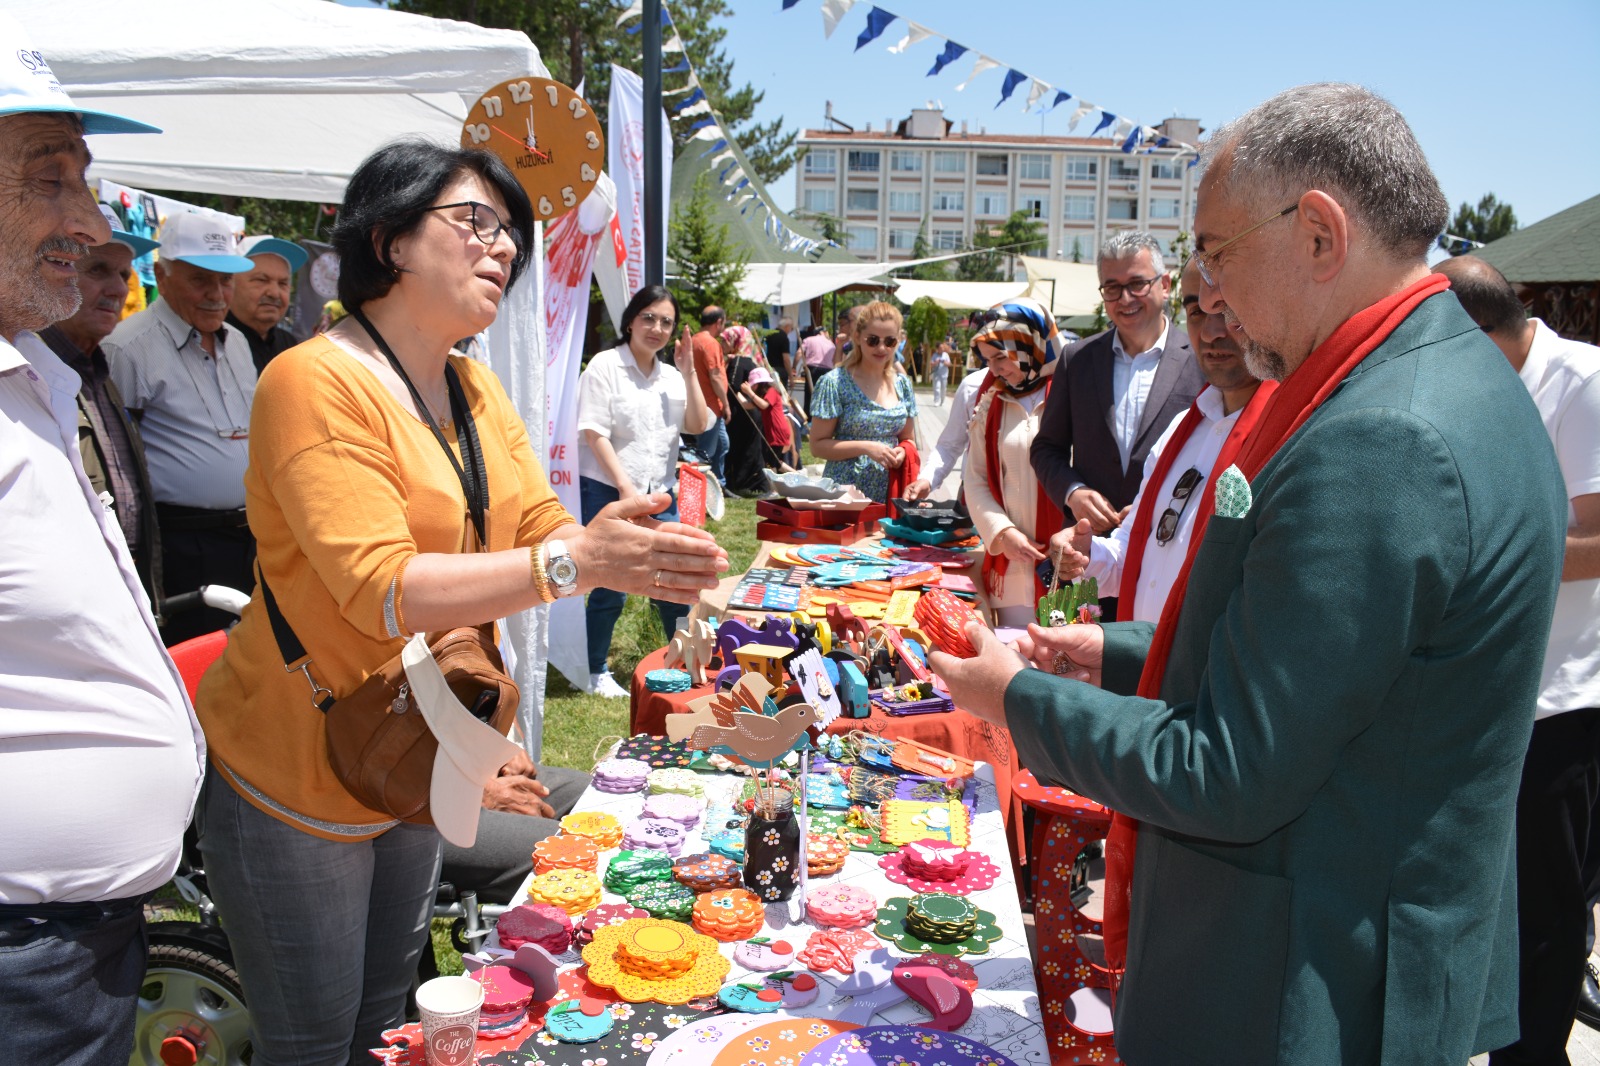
[287,660,334,710]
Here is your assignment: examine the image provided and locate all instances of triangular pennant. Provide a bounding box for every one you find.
[622,6,669,33]
[615,1,643,27]
[673,87,706,111]
[927,40,967,77]
[994,68,1026,108]
[1068,100,1095,132]
[679,99,713,118]
[1091,111,1117,136]
[1047,89,1072,113]
[1121,125,1143,152]
[888,21,934,54]
[662,33,684,53]
[1024,79,1050,112]
[1111,117,1135,141]
[688,117,717,132]
[821,0,857,38]
[783,0,803,8]
[689,126,721,141]
[662,59,690,74]
[855,7,897,50]
[955,54,1000,92]
[697,138,729,159]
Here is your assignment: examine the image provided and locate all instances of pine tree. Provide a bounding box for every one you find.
[669,174,749,314]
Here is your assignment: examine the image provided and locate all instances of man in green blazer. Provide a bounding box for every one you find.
[934,84,1567,1064]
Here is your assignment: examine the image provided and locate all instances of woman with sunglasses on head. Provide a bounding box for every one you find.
[808,300,918,503]
[960,297,1066,627]
[191,142,727,1064]
[575,285,711,698]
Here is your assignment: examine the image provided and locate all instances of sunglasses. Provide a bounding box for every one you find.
[862,334,897,349]
[1155,467,1202,545]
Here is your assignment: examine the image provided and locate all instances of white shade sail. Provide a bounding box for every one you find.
[1019,257,1104,317]
[891,278,1028,311]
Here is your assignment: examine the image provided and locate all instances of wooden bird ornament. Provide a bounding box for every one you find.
[684,673,818,768]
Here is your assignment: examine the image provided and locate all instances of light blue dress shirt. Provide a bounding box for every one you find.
[1110,322,1169,473]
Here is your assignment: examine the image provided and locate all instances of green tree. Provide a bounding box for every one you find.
[394,0,800,184]
[669,174,749,314]
[905,221,948,281]
[794,211,845,247]
[1439,193,1518,255]
[901,296,949,382]
[957,210,1046,282]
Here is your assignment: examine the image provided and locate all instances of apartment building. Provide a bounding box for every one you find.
[794,106,1202,266]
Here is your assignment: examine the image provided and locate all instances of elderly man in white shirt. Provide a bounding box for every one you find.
[1050,259,1263,622]
[0,17,204,1064]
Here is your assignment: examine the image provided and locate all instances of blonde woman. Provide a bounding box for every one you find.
[808,300,918,502]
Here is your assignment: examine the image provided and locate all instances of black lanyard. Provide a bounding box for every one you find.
[349,307,489,550]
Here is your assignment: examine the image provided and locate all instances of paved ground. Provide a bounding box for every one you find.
[898,385,1600,1061]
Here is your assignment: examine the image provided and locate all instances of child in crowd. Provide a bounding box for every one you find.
[746,367,799,472]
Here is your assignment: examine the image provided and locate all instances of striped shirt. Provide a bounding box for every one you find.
[105,300,256,509]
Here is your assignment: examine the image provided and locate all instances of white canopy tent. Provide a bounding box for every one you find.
[7,0,547,202]
[891,278,1028,311]
[733,252,975,307]
[5,0,563,756]
[1019,257,1103,318]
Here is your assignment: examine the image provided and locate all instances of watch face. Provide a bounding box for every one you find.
[462,76,605,223]
[550,555,580,587]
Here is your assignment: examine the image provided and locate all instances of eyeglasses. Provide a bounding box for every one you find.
[1192,203,1299,288]
[635,311,676,331]
[1098,276,1162,301]
[862,333,897,349]
[1155,467,1202,545]
[426,201,520,252]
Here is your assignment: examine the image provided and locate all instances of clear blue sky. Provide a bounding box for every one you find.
[340,0,1598,229]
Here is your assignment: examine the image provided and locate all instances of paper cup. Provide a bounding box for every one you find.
[415,974,484,1066]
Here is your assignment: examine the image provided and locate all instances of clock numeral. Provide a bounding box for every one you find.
[567,98,588,119]
[509,80,533,104]
[580,163,598,183]
[545,84,560,107]
[482,95,503,119]
[585,131,601,151]
[537,196,554,217]
[561,186,577,208]
[466,123,490,145]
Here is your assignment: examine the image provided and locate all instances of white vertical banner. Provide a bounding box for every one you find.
[541,174,620,692]
[604,64,672,319]
[483,224,550,760]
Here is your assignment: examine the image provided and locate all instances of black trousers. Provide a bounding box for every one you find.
[1492,706,1600,1065]
[157,511,257,644]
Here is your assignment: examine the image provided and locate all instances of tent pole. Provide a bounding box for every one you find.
[642,0,665,288]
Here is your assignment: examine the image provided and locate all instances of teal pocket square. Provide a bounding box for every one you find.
[1214,464,1253,519]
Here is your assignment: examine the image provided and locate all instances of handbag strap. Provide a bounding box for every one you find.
[348,306,489,550]
[258,566,335,712]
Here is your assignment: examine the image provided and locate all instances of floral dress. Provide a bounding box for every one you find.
[809,367,918,502]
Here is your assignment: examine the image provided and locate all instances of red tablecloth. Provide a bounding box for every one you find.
[629,646,1027,843]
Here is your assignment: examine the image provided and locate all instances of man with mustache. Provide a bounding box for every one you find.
[1046,257,1266,623]
[0,15,204,1060]
[934,84,1567,1062]
[227,233,307,374]
[105,211,258,642]
[38,204,163,610]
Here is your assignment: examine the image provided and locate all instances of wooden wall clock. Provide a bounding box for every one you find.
[461,76,604,222]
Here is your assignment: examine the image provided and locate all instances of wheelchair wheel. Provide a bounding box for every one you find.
[131,922,253,1065]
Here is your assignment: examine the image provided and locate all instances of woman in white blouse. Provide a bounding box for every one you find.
[576,285,711,696]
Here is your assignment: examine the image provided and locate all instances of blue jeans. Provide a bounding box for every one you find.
[579,476,690,675]
[196,764,442,1066]
[695,417,729,485]
[0,894,148,1064]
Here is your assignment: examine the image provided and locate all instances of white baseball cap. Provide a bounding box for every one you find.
[98,204,159,258]
[0,14,159,135]
[238,235,309,274]
[159,211,255,274]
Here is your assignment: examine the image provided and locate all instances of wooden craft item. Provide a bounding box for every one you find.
[888,738,975,780]
[883,589,920,627]
[580,917,730,1005]
[838,660,870,718]
[662,618,718,686]
[461,77,603,224]
[891,962,975,1030]
[826,603,869,648]
[461,943,561,1002]
[685,673,817,768]
[714,617,795,667]
[880,799,971,847]
[789,648,843,729]
[795,928,881,974]
[912,588,985,659]
[870,625,931,683]
[732,643,793,688]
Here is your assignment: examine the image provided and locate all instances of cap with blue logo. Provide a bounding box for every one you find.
[158,212,255,274]
[0,14,160,135]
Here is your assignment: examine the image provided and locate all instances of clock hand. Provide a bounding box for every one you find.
[489,123,550,162]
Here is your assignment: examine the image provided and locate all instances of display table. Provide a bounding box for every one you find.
[481,762,1051,1064]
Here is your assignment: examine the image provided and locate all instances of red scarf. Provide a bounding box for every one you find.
[887,439,922,500]
[978,373,1063,605]
[1101,273,1451,977]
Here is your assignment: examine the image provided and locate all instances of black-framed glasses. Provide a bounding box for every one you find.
[635,311,676,331]
[426,201,519,252]
[863,333,897,349]
[1192,203,1299,287]
[1098,276,1162,301]
[1155,467,1202,545]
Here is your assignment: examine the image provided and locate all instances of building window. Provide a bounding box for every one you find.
[802,187,837,214]
[846,188,880,212]
[1063,156,1097,181]
[975,153,1008,177]
[1107,198,1138,221]
[1150,161,1180,181]
[847,149,881,174]
[890,150,923,174]
[1110,159,1141,182]
[1063,234,1095,261]
[888,190,922,214]
[931,228,963,251]
[1019,195,1046,219]
[845,224,879,252]
[933,151,965,173]
[1063,195,1096,221]
[888,228,918,251]
[1149,198,1181,220]
[1017,154,1050,181]
[976,192,1008,217]
[803,149,837,176]
[931,190,965,213]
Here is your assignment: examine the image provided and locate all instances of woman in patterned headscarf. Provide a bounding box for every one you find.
[962,297,1066,627]
[720,323,770,497]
